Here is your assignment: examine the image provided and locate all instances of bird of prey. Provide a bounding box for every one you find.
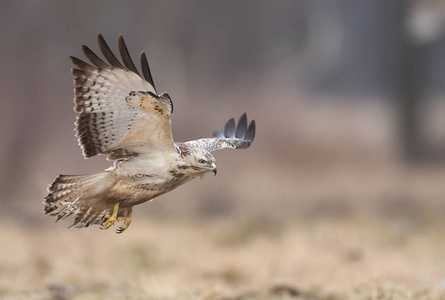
[43,34,256,233]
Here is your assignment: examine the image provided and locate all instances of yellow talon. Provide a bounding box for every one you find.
[101,202,119,230]
[116,211,132,234]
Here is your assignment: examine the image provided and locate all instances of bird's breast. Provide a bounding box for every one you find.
[107,154,194,205]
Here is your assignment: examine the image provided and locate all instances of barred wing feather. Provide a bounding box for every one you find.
[72,33,175,160]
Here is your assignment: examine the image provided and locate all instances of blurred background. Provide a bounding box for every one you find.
[1,1,445,298]
[2,0,445,223]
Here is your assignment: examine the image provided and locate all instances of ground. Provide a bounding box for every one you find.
[3,154,445,299]
[1,214,445,300]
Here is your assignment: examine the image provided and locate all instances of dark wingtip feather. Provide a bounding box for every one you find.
[224,118,236,138]
[70,56,96,71]
[235,113,248,139]
[140,51,156,90]
[82,45,110,69]
[97,33,124,69]
[117,34,141,76]
[245,120,256,142]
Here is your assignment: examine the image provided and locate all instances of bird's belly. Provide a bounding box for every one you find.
[116,172,194,207]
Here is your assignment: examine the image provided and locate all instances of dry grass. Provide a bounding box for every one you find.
[5,135,445,299]
[1,214,445,300]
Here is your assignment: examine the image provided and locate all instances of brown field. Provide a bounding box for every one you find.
[1,212,445,299]
[3,144,445,299]
[2,132,445,300]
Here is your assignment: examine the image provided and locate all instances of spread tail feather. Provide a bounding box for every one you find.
[43,172,111,227]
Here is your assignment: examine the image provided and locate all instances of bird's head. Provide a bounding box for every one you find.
[182,149,217,176]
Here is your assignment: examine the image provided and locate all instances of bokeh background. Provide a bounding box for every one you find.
[2,1,445,299]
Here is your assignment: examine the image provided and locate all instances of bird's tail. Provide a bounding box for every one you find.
[43,172,112,227]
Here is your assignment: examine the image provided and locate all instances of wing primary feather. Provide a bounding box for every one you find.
[235,113,247,139]
[140,51,156,90]
[245,120,256,142]
[213,129,224,138]
[82,45,110,69]
[224,118,236,138]
[97,33,124,69]
[117,34,141,76]
[70,56,96,71]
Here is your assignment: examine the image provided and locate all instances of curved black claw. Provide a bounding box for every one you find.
[115,214,132,234]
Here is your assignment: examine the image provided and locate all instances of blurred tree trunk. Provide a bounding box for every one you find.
[391,0,445,163]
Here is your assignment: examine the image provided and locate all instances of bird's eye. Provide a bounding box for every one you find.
[198,159,206,164]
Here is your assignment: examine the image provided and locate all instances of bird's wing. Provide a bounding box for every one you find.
[185,113,256,152]
[72,33,176,160]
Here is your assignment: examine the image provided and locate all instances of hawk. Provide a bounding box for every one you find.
[43,34,256,233]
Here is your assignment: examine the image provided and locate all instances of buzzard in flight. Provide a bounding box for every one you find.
[44,34,256,233]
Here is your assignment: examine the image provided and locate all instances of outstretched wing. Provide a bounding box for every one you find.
[185,113,256,152]
[72,33,176,160]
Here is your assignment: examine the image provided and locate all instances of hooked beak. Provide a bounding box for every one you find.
[211,163,217,176]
